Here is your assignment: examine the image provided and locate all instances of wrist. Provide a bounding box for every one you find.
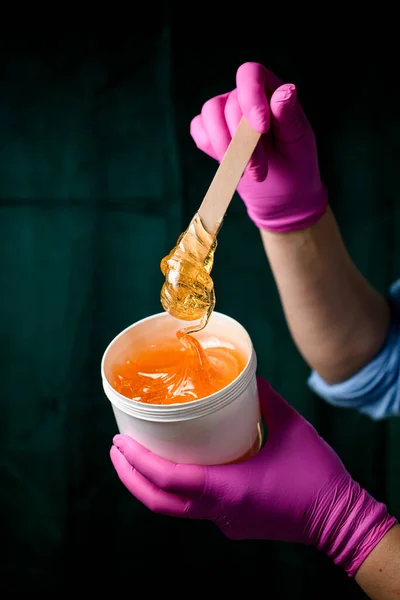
[246,185,329,233]
[309,473,397,578]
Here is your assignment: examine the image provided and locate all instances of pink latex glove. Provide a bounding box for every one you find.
[190,62,328,232]
[110,378,396,578]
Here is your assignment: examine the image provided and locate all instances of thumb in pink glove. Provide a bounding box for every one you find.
[190,62,328,232]
[110,377,396,578]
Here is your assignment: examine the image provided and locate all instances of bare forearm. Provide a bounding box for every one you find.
[261,208,391,383]
[355,524,400,599]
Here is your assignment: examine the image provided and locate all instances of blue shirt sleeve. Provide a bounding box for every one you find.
[308,279,400,420]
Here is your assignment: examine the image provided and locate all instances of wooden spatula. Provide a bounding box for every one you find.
[198,116,261,236]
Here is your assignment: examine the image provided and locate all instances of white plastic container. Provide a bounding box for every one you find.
[101,311,262,465]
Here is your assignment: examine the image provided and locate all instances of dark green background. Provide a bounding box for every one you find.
[1,18,399,598]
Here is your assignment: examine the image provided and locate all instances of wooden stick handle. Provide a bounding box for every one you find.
[198,116,261,236]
